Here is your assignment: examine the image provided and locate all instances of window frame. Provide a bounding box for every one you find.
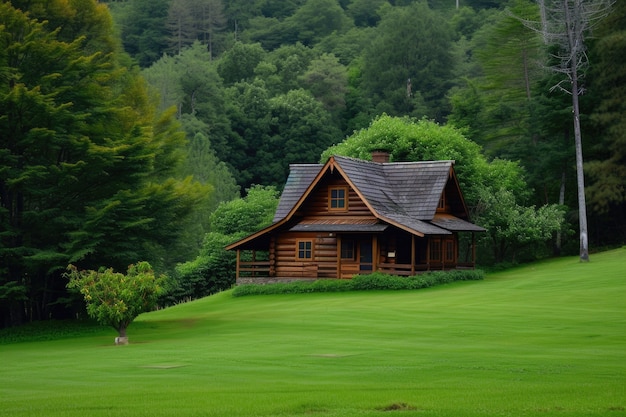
[296,239,313,260]
[328,186,348,211]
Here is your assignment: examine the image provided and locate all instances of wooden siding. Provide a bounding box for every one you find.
[275,232,338,278]
[295,174,374,219]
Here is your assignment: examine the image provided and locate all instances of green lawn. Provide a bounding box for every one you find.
[1,248,625,417]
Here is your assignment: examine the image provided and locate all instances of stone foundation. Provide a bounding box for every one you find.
[236,277,319,285]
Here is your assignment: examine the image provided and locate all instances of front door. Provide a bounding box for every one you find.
[359,240,373,272]
[339,236,374,278]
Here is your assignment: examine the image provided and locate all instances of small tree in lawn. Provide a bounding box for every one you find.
[66,262,166,345]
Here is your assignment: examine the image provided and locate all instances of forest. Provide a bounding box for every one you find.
[0,0,624,328]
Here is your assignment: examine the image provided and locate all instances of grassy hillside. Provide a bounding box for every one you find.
[1,248,624,416]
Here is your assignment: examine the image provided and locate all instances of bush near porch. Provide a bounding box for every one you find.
[231,269,484,296]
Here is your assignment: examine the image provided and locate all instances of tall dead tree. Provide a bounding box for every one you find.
[520,0,614,261]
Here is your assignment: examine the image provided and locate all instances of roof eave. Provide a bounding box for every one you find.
[224,220,284,251]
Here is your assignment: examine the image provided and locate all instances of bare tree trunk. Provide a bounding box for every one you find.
[564,1,589,261]
[570,71,589,261]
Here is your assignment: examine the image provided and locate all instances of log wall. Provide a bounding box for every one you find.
[275,232,338,278]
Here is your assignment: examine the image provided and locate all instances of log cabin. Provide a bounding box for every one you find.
[226,153,485,284]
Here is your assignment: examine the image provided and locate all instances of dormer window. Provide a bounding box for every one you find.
[329,187,348,211]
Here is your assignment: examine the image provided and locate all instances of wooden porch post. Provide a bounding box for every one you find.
[411,235,416,275]
[426,237,430,271]
[269,236,276,277]
[235,250,241,281]
[337,235,342,279]
[372,235,378,272]
[472,232,476,268]
[439,238,446,271]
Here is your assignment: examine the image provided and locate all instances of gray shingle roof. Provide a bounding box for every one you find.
[431,214,486,232]
[334,156,452,221]
[273,164,322,222]
[273,156,478,236]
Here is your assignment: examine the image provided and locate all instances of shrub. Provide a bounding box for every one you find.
[231,270,484,297]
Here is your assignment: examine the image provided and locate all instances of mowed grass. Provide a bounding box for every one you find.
[1,249,625,417]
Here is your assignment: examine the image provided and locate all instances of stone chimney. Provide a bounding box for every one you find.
[371,150,390,163]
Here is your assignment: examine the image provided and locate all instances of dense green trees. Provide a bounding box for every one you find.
[145,38,340,189]
[0,0,205,327]
[166,186,278,303]
[110,0,170,67]
[360,2,455,121]
[449,0,542,154]
[119,0,622,258]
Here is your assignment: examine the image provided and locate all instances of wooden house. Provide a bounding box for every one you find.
[226,154,485,283]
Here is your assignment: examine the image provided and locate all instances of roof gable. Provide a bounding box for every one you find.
[273,156,464,236]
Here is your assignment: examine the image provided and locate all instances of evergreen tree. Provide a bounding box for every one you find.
[0,0,203,327]
[167,0,197,55]
[586,0,626,245]
[284,0,352,46]
[259,89,340,187]
[113,0,171,67]
[586,1,625,215]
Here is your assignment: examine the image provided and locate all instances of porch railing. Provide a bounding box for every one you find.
[377,262,428,275]
[238,260,475,279]
[377,262,472,275]
[239,261,271,277]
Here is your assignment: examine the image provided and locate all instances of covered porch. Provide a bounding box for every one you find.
[231,224,479,283]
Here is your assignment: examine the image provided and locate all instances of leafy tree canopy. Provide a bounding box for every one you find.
[321,114,488,204]
[209,185,279,235]
[66,262,166,343]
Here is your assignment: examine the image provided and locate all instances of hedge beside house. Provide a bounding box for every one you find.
[232,270,484,297]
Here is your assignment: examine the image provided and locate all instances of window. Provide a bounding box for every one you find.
[297,240,313,259]
[341,240,355,260]
[329,187,348,211]
[429,239,441,262]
